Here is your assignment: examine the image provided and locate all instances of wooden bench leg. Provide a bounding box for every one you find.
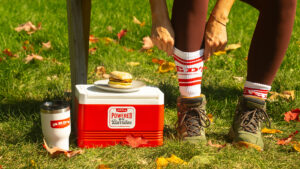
[66,0,91,136]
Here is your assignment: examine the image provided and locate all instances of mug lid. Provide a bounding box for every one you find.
[40,100,70,114]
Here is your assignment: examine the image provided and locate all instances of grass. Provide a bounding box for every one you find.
[0,0,299,168]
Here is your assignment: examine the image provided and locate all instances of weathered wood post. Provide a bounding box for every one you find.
[66,0,91,135]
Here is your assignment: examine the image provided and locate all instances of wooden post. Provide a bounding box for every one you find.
[66,0,91,136]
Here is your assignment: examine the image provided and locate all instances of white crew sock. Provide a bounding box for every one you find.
[173,48,204,97]
[243,81,271,100]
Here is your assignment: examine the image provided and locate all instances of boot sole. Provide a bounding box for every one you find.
[228,127,263,151]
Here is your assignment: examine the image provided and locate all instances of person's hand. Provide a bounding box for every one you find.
[151,20,175,56]
[204,15,228,60]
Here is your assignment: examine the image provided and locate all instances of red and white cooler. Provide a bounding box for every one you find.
[75,85,164,148]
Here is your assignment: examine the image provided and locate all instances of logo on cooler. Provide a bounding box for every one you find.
[50,117,70,128]
[108,106,136,129]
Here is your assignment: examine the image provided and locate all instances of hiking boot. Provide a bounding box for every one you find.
[228,96,271,151]
[176,94,210,144]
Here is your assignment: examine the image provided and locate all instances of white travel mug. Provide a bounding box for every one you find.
[41,101,71,150]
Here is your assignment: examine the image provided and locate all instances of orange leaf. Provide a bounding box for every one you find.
[207,113,213,123]
[277,131,299,145]
[122,46,134,52]
[25,54,43,63]
[284,109,300,122]
[152,58,165,65]
[89,47,97,54]
[15,21,41,34]
[293,142,300,152]
[43,139,84,158]
[125,135,148,148]
[207,140,226,149]
[133,16,142,25]
[2,48,18,58]
[213,50,226,56]
[158,62,175,73]
[261,128,283,134]
[89,35,99,43]
[42,41,51,50]
[141,36,153,50]
[98,164,111,169]
[117,29,127,40]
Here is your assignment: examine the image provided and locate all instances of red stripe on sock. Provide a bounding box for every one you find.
[179,81,202,86]
[173,54,204,62]
[173,55,203,65]
[178,77,202,82]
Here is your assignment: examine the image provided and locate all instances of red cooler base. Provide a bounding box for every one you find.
[76,99,164,148]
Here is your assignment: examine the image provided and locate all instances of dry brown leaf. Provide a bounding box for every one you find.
[207,140,226,149]
[133,16,142,25]
[43,139,84,158]
[51,58,62,65]
[225,43,241,51]
[94,66,106,77]
[233,76,244,82]
[25,54,43,63]
[122,46,134,52]
[126,62,140,66]
[101,37,117,45]
[158,62,175,73]
[42,41,51,50]
[268,91,295,102]
[277,131,298,145]
[107,26,113,33]
[15,21,41,34]
[141,36,154,50]
[89,47,97,54]
[133,16,145,27]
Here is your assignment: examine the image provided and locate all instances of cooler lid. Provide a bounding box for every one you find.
[75,85,164,105]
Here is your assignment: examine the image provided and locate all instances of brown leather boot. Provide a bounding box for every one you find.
[176,94,210,144]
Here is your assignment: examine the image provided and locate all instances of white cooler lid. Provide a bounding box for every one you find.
[75,85,164,105]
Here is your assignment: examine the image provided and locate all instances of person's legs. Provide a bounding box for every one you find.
[230,0,297,150]
[171,0,210,143]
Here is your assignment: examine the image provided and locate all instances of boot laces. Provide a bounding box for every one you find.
[240,108,271,134]
[178,107,210,136]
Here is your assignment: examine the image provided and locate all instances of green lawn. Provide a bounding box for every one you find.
[0,0,300,168]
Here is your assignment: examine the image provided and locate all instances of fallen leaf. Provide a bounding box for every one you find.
[225,43,241,51]
[125,135,148,148]
[89,47,97,54]
[261,128,283,134]
[293,142,300,152]
[117,29,127,40]
[89,35,99,43]
[141,36,154,50]
[15,21,41,34]
[133,16,145,27]
[268,91,295,102]
[245,57,248,60]
[0,57,3,62]
[156,157,169,169]
[126,62,140,66]
[94,66,106,77]
[158,62,175,73]
[107,26,113,33]
[101,37,117,45]
[284,108,300,122]
[233,76,244,82]
[51,58,62,65]
[207,140,226,149]
[213,50,226,56]
[207,113,213,123]
[25,54,43,63]
[133,16,142,25]
[30,160,37,168]
[42,41,51,50]
[277,130,299,145]
[122,46,134,52]
[166,154,188,165]
[43,139,84,158]
[2,48,13,57]
[156,154,187,169]
[152,58,165,65]
[145,49,153,55]
[98,164,111,169]
[235,141,262,151]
